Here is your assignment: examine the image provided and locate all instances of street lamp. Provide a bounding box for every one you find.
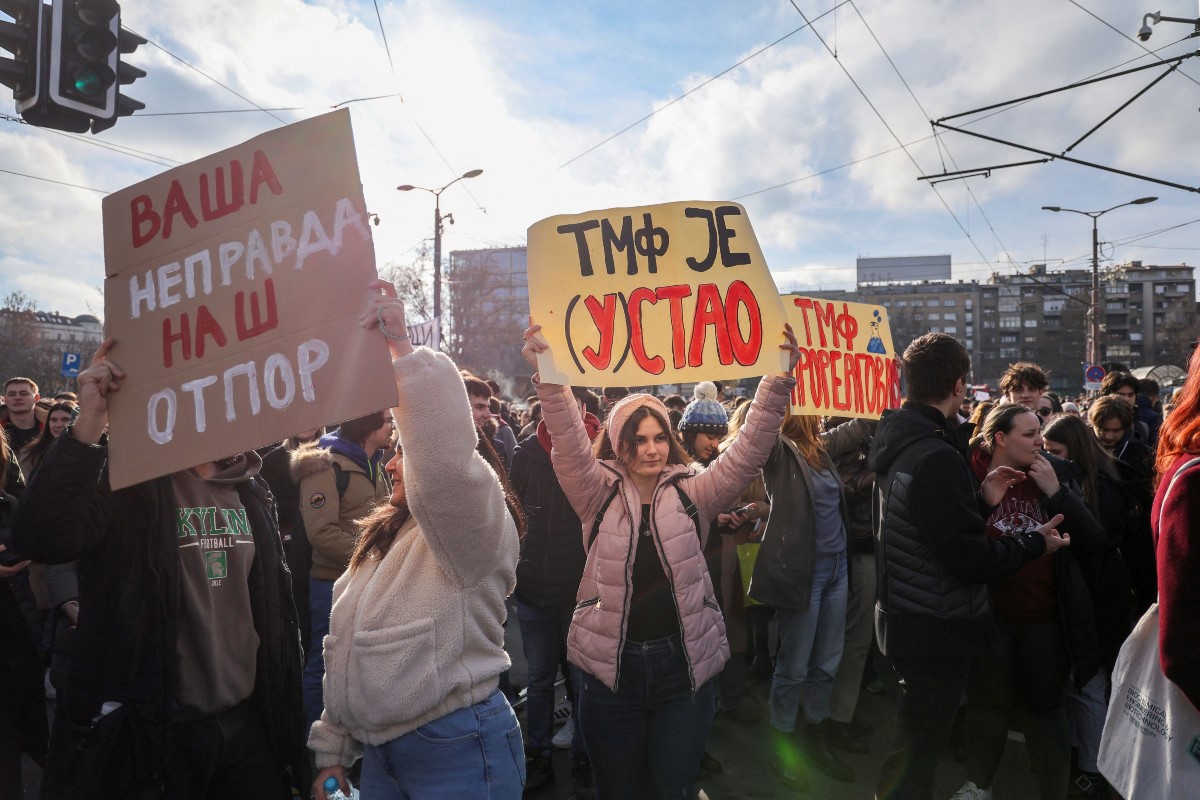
[1041,196,1157,368]
[397,168,484,326]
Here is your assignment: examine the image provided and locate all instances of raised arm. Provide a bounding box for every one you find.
[522,320,609,527]
[364,283,517,588]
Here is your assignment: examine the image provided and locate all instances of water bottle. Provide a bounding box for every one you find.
[323,776,359,800]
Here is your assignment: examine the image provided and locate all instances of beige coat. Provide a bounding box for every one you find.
[307,347,519,770]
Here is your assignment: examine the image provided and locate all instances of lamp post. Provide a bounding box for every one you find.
[1041,196,1157,368]
[397,168,483,326]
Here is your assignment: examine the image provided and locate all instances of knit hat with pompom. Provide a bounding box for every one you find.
[677,381,728,436]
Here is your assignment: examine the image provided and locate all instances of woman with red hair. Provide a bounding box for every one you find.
[1151,348,1200,712]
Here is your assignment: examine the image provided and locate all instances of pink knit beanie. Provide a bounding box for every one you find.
[605,393,672,448]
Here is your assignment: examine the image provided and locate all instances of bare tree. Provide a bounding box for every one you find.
[381,245,435,324]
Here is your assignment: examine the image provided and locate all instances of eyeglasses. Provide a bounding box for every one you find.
[1037,408,1053,417]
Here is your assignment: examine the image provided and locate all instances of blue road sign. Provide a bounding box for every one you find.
[1085,365,1106,383]
[60,352,82,378]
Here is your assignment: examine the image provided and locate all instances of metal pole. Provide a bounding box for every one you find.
[1090,217,1100,366]
[433,199,442,325]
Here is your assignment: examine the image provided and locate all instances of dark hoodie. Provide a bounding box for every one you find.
[509,415,601,608]
[869,402,1047,658]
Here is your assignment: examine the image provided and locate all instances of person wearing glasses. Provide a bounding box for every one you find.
[1035,394,1061,427]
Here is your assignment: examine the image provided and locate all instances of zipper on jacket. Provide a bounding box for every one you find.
[650,477,698,697]
[574,596,601,611]
[599,463,637,693]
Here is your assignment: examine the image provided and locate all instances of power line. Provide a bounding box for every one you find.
[786,0,994,267]
[134,93,404,116]
[125,26,288,125]
[1,114,179,167]
[557,0,853,170]
[847,0,1016,264]
[0,167,107,193]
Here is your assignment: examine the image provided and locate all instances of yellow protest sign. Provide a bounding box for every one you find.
[527,201,788,387]
[783,295,902,419]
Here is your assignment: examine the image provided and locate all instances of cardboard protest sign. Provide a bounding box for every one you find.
[406,317,439,350]
[101,109,397,490]
[783,294,902,419]
[527,201,788,387]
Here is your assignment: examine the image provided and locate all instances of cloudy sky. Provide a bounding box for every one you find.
[2,0,1199,320]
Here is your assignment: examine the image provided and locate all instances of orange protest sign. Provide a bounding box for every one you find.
[100,109,397,490]
[783,294,902,419]
[527,201,788,387]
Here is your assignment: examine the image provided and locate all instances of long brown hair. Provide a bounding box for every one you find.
[1042,413,1117,517]
[969,403,1032,453]
[1156,348,1200,486]
[592,405,691,467]
[348,429,525,572]
[780,405,826,470]
[21,401,76,478]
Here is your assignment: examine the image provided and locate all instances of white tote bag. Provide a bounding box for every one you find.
[1098,456,1200,799]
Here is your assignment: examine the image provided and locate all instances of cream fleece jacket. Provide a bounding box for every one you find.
[307,347,519,769]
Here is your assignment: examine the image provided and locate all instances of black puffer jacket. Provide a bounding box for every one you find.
[11,435,310,799]
[510,430,587,608]
[869,403,1047,660]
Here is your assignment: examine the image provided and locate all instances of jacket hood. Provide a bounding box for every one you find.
[288,440,372,482]
[869,403,953,474]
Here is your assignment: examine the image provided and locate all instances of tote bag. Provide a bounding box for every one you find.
[1097,456,1200,799]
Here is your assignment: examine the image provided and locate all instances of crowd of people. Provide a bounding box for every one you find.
[0,286,1197,800]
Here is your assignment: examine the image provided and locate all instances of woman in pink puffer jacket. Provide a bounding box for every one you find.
[522,321,799,799]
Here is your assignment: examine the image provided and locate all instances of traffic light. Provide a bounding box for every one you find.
[49,0,145,132]
[0,0,42,107]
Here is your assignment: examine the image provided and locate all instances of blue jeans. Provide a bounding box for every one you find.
[361,689,525,799]
[515,598,585,756]
[769,552,848,732]
[304,576,334,730]
[580,635,716,800]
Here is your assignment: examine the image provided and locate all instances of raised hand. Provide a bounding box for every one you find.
[359,279,413,360]
[72,338,126,444]
[779,323,801,374]
[522,317,548,370]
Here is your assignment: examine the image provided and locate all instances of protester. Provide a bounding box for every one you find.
[12,338,310,799]
[751,409,874,789]
[1042,413,1135,796]
[292,411,393,730]
[955,404,1106,800]
[17,400,75,478]
[871,333,1070,800]
[1151,348,1200,714]
[509,386,598,795]
[311,283,523,800]
[521,317,800,798]
[999,362,1049,408]
[1089,395,1156,615]
[1,377,43,451]
[677,381,728,464]
[0,431,44,798]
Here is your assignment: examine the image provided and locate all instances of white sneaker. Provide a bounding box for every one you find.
[949,781,992,800]
[552,716,574,749]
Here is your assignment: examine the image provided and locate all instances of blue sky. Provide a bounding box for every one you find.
[2,0,1199,318]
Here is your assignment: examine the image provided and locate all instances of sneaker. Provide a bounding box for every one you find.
[552,716,574,749]
[949,781,993,800]
[524,753,555,794]
[570,753,594,799]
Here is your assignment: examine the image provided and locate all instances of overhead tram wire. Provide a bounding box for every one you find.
[785,1,992,267]
[0,167,107,193]
[1,114,179,167]
[556,0,853,171]
[848,0,1016,265]
[1066,0,1200,89]
[125,27,288,125]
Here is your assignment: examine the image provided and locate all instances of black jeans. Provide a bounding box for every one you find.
[165,700,292,800]
[877,655,973,800]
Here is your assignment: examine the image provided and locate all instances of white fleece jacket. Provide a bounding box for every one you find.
[307,347,519,769]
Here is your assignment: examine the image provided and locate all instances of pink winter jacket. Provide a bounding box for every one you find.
[538,373,794,692]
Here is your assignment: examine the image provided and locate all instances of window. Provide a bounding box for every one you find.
[1000,334,1018,344]
[966,338,974,349]
[1000,347,1020,359]
[930,326,941,333]
[999,299,1019,313]
[944,298,957,307]
[1176,284,1190,293]
[944,326,958,335]
[912,300,925,307]
[965,299,973,309]
[1023,319,1038,328]
[1156,285,1166,294]
[896,300,908,308]
[1000,315,1021,328]
[927,298,940,307]
[928,313,941,321]
[943,312,957,321]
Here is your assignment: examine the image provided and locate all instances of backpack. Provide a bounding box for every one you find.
[587,480,700,552]
[286,463,350,652]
